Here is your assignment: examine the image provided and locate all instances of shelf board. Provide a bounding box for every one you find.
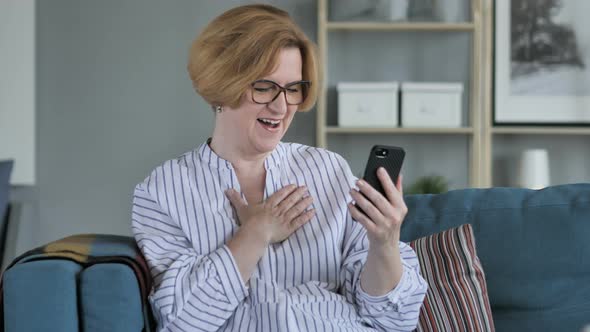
[492,126,590,135]
[326,127,474,134]
[326,21,475,31]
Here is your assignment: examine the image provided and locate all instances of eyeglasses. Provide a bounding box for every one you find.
[251,79,311,105]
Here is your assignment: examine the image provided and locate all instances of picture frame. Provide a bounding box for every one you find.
[494,0,590,125]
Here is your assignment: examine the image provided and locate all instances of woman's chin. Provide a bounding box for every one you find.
[249,132,281,152]
[254,140,280,153]
[252,127,284,152]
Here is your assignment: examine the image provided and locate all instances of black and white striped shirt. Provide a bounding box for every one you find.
[132,141,427,332]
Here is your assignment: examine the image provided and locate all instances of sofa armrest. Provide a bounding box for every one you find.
[3,260,82,332]
[3,259,145,332]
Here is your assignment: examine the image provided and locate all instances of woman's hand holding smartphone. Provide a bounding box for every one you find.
[348,145,408,248]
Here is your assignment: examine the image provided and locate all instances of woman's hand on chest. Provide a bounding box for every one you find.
[226,184,316,245]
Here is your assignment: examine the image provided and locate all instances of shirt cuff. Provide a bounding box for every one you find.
[208,245,249,304]
[355,263,412,316]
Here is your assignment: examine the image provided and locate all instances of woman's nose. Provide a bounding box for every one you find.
[268,90,288,114]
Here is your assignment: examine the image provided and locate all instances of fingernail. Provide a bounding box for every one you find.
[379,167,386,174]
[357,180,364,186]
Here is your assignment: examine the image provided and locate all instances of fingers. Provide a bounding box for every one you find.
[377,167,397,203]
[354,170,408,227]
[349,187,384,223]
[267,184,298,207]
[348,203,377,234]
[289,208,315,232]
[397,173,404,197]
[276,186,308,215]
[374,168,404,209]
[284,195,313,221]
[355,180,391,220]
[225,189,247,211]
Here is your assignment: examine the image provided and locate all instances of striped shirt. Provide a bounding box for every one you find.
[132,141,427,332]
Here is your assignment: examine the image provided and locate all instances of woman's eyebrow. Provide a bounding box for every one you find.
[259,78,304,85]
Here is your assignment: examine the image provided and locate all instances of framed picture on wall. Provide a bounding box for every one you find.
[494,0,590,125]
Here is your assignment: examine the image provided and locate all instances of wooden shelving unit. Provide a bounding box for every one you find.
[316,0,589,188]
[316,0,485,188]
[326,127,475,135]
[491,127,590,135]
[326,22,475,31]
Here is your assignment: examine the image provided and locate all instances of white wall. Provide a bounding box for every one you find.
[0,0,36,185]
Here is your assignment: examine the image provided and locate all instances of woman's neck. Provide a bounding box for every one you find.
[209,135,268,174]
[209,135,267,203]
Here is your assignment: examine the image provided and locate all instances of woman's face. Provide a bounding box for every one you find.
[219,47,303,156]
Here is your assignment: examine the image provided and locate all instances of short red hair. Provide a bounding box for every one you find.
[187,4,319,112]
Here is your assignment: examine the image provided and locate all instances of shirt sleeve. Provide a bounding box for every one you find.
[335,154,428,332]
[132,175,248,332]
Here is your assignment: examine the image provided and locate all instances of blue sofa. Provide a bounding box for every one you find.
[401,183,590,331]
[2,184,589,331]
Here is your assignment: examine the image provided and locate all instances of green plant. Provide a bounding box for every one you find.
[406,175,449,195]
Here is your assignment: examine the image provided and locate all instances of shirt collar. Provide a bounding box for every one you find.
[198,138,284,170]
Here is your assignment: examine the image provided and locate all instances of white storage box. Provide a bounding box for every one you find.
[337,82,399,128]
[329,0,409,21]
[401,82,463,128]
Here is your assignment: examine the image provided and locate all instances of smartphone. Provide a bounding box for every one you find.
[362,145,405,197]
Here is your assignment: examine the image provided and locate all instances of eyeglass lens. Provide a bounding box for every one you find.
[252,80,309,105]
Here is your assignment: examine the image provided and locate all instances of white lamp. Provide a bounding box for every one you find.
[518,149,550,189]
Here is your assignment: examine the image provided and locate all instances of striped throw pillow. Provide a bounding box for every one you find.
[409,224,495,332]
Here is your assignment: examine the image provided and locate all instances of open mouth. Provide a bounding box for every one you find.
[257,118,281,129]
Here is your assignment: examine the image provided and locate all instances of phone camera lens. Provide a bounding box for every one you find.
[376,149,388,157]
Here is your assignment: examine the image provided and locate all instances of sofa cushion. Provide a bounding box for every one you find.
[3,260,82,332]
[410,223,494,331]
[401,184,590,331]
[79,263,144,332]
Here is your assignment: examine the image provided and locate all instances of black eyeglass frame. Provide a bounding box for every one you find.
[250,79,312,105]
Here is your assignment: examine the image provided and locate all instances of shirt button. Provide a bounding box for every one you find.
[387,303,399,311]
